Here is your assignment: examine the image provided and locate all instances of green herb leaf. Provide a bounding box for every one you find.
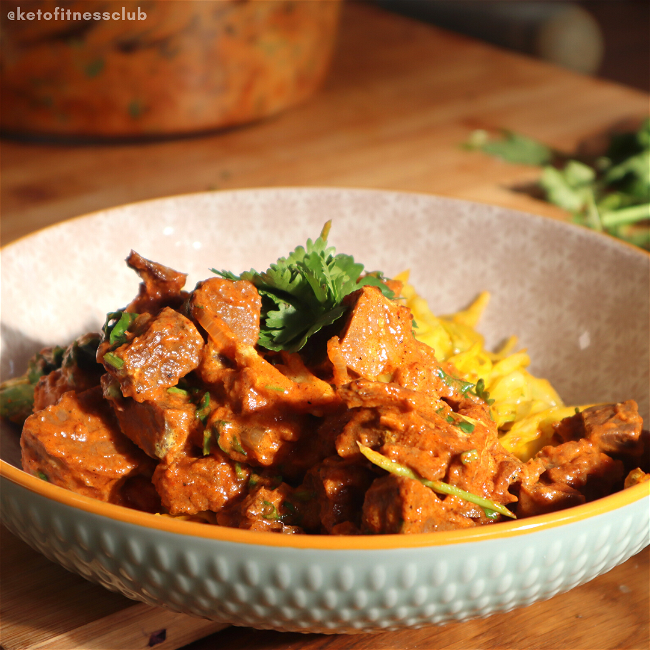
[472,378,495,405]
[103,352,124,369]
[435,367,474,395]
[231,434,247,456]
[213,222,394,352]
[460,449,479,464]
[234,462,246,480]
[203,428,214,456]
[466,119,650,250]
[167,386,188,396]
[103,311,139,347]
[196,392,211,424]
[457,420,475,434]
[466,129,554,166]
[261,500,282,521]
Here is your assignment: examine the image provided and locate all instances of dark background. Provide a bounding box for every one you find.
[380,0,649,92]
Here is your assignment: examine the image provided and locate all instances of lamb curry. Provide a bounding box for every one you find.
[3,227,648,534]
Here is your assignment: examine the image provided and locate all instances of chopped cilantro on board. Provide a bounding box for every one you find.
[213,221,394,352]
[465,119,650,250]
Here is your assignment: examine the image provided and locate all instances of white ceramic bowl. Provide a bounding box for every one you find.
[1,189,648,634]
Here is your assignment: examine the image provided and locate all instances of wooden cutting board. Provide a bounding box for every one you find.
[0,530,227,650]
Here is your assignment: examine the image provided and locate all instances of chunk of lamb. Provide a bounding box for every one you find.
[333,380,519,509]
[220,482,304,533]
[362,475,477,534]
[21,387,152,504]
[516,438,624,517]
[554,400,644,457]
[124,250,188,315]
[101,307,204,403]
[189,277,261,387]
[326,286,451,398]
[102,374,201,459]
[203,403,308,467]
[189,277,261,348]
[306,457,375,533]
[153,448,250,516]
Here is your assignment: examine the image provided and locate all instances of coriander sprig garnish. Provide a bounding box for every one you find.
[214,222,394,352]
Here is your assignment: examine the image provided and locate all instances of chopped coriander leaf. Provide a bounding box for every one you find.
[471,378,495,405]
[167,386,188,396]
[102,311,139,347]
[483,508,500,520]
[202,429,213,456]
[37,470,49,481]
[446,413,476,434]
[196,392,211,423]
[283,501,297,516]
[458,421,475,434]
[435,367,474,394]
[460,449,479,464]
[261,500,285,521]
[231,435,247,456]
[109,311,139,346]
[213,221,394,352]
[103,352,124,369]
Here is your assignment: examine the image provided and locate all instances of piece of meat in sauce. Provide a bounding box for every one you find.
[101,307,204,403]
[554,400,645,457]
[124,251,188,315]
[305,456,375,533]
[102,374,202,459]
[362,475,478,534]
[217,480,305,533]
[189,277,261,348]
[515,438,624,517]
[21,386,152,504]
[274,412,341,483]
[203,402,308,467]
[326,286,452,398]
[153,448,249,516]
[33,333,103,412]
[334,379,519,509]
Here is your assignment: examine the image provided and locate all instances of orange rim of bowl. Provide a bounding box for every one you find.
[2,459,648,550]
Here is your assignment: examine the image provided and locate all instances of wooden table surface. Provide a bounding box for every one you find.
[1,3,648,649]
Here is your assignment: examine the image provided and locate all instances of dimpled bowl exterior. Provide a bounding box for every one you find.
[1,189,649,633]
[2,476,649,633]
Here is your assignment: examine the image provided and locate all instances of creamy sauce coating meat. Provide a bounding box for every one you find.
[13,252,649,534]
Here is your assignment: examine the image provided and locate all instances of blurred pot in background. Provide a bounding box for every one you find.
[0,0,342,139]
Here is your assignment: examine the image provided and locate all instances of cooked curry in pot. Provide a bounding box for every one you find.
[2,225,648,534]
